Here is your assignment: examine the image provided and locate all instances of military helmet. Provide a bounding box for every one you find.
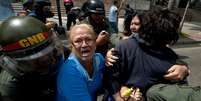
[33,0,54,19]
[22,0,34,11]
[22,0,34,6]
[32,0,51,10]
[86,0,105,14]
[34,0,51,7]
[0,16,48,57]
[22,0,34,5]
[0,16,63,75]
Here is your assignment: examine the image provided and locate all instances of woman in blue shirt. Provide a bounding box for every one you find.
[56,24,105,101]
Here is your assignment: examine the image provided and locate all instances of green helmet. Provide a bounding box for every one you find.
[22,0,34,11]
[0,16,48,57]
[34,0,51,7]
[0,16,64,76]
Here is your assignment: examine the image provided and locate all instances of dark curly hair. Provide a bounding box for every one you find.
[138,8,181,47]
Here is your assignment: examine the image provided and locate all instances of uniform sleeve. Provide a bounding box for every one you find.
[57,64,92,101]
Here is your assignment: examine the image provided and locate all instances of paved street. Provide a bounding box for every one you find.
[181,22,201,41]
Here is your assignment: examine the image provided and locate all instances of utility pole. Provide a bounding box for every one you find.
[178,0,191,33]
[56,0,62,26]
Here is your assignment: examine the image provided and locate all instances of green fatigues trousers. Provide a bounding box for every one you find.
[146,84,201,101]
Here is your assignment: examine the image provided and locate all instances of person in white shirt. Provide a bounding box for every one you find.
[108,1,118,33]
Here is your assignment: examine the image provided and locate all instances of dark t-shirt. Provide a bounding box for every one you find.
[111,36,181,94]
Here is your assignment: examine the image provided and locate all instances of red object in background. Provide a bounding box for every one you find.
[64,0,73,3]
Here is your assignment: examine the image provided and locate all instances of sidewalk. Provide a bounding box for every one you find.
[178,22,201,44]
[182,22,201,40]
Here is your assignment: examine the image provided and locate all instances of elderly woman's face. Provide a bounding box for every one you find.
[70,27,96,62]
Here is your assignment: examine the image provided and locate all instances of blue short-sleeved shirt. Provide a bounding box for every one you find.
[56,53,105,101]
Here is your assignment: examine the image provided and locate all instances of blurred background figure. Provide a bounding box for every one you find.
[26,0,65,35]
[0,0,14,19]
[17,0,34,16]
[63,0,74,15]
[108,0,119,34]
[66,7,81,30]
[28,0,54,23]
[21,0,34,16]
[124,4,134,23]
[63,0,74,30]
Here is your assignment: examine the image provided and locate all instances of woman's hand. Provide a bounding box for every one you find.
[130,88,142,101]
[105,48,119,67]
[119,86,142,101]
[164,64,190,81]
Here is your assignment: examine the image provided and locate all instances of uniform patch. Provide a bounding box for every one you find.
[2,32,49,51]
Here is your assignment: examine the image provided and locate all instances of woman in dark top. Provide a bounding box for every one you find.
[110,8,186,101]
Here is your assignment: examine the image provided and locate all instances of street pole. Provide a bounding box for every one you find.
[56,0,62,26]
[179,0,191,33]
